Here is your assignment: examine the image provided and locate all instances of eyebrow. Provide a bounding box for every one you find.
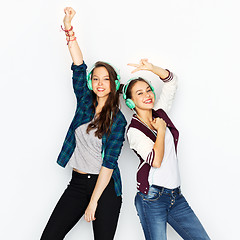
[92,75,109,78]
[135,86,151,93]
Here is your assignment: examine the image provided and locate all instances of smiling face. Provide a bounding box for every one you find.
[91,66,111,101]
[131,80,155,112]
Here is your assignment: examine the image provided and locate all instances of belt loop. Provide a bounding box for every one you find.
[161,187,164,195]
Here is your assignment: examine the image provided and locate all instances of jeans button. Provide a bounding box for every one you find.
[88,175,91,179]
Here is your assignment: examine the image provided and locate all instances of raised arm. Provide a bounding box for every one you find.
[62,7,91,102]
[128,58,169,78]
[63,7,83,66]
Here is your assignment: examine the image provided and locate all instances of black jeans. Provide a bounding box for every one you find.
[41,171,122,240]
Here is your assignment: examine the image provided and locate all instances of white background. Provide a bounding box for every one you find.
[1,0,240,239]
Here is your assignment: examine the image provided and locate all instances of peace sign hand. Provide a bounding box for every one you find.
[127,59,154,73]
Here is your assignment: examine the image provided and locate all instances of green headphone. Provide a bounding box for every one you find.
[87,63,120,91]
[123,78,156,109]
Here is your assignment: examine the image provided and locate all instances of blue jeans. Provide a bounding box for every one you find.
[135,185,210,240]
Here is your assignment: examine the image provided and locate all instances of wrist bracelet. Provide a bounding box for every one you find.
[66,37,77,45]
[61,25,73,32]
[66,31,75,37]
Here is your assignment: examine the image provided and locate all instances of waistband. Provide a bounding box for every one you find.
[151,185,181,195]
[72,170,99,179]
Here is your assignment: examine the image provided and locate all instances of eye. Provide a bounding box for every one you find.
[147,89,152,92]
[93,78,98,81]
[104,78,110,81]
[137,92,143,95]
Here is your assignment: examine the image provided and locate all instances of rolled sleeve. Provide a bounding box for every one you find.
[153,72,178,114]
[71,61,91,101]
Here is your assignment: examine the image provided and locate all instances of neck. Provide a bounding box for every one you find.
[135,109,153,123]
[96,97,107,114]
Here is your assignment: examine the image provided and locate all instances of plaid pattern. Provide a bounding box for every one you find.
[57,62,127,196]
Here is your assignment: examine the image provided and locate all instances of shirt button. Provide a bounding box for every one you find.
[175,139,178,141]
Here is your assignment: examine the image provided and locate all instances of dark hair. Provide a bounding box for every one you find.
[126,77,150,100]
[87,61,123,138]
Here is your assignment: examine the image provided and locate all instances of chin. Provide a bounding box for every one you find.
[96,92,110,99]
[138,104,154,111]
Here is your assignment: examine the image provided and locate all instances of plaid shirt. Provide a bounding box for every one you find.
[57,62,127,196]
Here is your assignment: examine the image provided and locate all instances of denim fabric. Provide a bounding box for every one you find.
[135,185,210,240]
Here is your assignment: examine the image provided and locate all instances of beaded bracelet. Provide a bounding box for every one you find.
[66,37,77,42]
[61,25,76,45]
[61,25,73,32]
[66,31,75,38]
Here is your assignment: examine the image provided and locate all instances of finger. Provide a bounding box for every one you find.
[90,211,96,220]
[131,68,141,73]
[65,8,70,15]
[127,63,139,68]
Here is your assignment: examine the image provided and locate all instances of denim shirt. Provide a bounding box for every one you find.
[57,62,127,196]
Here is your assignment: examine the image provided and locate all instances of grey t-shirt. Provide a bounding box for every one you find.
[68,121,102,174]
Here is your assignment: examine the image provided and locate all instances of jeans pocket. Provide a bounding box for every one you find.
[142,187,161,201]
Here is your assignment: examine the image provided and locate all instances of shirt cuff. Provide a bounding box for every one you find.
[71,61,87,71]
[102,160,115,170]
[159,69,174,83]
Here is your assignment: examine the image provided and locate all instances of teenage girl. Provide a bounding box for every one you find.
[123,59,210,239]
[40,7,126,240]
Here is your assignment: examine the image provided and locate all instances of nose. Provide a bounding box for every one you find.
[98,79,103,86]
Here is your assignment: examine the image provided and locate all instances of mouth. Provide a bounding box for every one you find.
[97,87,105,92]
[144,99,153,104]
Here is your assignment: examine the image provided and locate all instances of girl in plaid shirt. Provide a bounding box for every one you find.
[41,7,126,240]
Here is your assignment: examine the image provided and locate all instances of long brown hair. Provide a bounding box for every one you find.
[86,61,122,138]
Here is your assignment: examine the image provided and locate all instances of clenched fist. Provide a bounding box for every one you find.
[150,117,166,132]
[63,7,76,29]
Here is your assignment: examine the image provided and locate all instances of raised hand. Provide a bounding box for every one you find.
[127,59,154,73]
[63,7,76,28]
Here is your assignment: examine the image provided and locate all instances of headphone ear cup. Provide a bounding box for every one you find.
[87,71,93,90]
[115,80,120,91]
[87,78,93,90]
[125,99,135,109]
[150,85,156,99]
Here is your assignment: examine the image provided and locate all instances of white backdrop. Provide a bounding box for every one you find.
[1,0,240,239]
